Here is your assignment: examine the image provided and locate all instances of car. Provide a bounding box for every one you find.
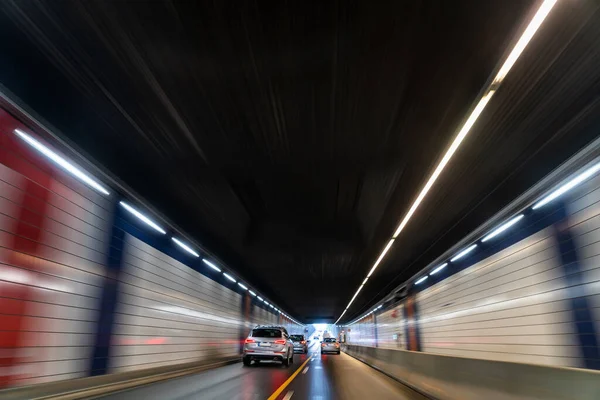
[290,334,308,353]
[321,337,340,354]
[242,325,295,367]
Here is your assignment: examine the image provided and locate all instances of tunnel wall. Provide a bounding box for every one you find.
[0,106,303,388]
[345,164,600,371]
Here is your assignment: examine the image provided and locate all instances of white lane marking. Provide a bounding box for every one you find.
[282,390,294,400]
[302,366,309,374]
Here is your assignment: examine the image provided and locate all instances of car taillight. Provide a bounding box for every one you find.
[244,339,255,344]
[335,344,340,347]
[321,343,325,346]
[301,341,306,344]
[274,339,286,345]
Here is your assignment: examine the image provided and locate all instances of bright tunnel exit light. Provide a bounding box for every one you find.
[14,129,110,195]
[533,162,600,210]
[481,214,524,242]
[450,244,478,262]
[120,201,166,234]
[202,259,221,272]
[171,237,200,257]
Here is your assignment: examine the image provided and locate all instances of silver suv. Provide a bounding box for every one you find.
[242,326,295,367]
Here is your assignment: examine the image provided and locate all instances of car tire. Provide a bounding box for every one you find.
[290,352,294,363]
[243,357,252,367]
[283,352,290,367]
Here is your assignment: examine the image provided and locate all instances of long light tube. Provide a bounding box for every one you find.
[533,162,600,209]
[120,201,166,234]
[450,244,478,262]
[223,273,236,283]
[492,0,558,85]
[171,237,200,257]
[14,129,110,195]
[415,276,428,285]
[249,290,257,296]
[392,90,495,240]
[366,239,395,278]
[202,259,221,272]
[238,282,248,290]
[430,263,448,275]
[481,215,524,242]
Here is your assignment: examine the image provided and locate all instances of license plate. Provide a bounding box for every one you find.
[259,342,271,347]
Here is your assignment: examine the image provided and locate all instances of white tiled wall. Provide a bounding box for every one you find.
[110,234,242,373]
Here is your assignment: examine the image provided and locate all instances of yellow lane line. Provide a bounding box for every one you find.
[267,356,312,400]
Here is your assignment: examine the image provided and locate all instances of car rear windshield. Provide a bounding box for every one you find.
[290,335,304,341]
[323,338,337,343]
[252,328,282,338]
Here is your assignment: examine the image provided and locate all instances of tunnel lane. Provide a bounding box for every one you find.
[98,341,425,400]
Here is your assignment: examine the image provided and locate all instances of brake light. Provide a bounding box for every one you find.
[301,341,306,344]
[274,339,286,345]
[244,339,255,344]
[335,344,340,348]
[321,343,325,346]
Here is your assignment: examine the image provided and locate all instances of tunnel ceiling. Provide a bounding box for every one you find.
[1,1,599,323]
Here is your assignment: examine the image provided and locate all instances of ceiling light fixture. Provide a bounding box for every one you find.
[14,129,110,195]
[533,162,600,210]
[450,244,478,262]
[171,237,200,257]
[202,259,221,272]
[238,282,248,290]
[333,0,557,324]
[481,215,524,242]
[223,273,236,283]
[415,276,428,285]
[120,201,166,234]
[430,263,448,275]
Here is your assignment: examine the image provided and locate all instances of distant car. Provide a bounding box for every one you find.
[321,337,340,354]
[313,335,319,340]
[290,334,308,353]
[242,326,294,367]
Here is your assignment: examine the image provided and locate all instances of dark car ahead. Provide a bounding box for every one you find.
[290,334,308,353]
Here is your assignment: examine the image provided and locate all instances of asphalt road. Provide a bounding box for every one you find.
[99,341,425,400]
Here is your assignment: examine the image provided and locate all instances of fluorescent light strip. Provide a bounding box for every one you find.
[171,237,200,257]
[492,0,558,85]
[415,276,428,285]
[238,282,248,290]
[362,277,368,285]
[202,259,221,272]
[393,90,495,240]
[120,201,166,234]
[263,300,269,305]
[367,239,395,278]
[14,129,110,195]
[430,263,448,275]
[481,215,524,242]
[223,273,236,283]
[533,162,600,209]
[346,285,365,309]
[450,244,478,262]
[249,290,256,296]
[257,296,264,301]
[335,1,557,326]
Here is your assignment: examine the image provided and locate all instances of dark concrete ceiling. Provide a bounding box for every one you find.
[0,0,599,322]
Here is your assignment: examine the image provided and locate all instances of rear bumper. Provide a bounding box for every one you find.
[293,346,307,352]
[243,353,285,362]
[321,348,340,353]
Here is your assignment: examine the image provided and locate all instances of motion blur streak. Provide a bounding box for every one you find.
[0,106,304,388]
[337,0,557,324]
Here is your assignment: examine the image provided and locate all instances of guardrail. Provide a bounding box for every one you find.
[0,357,239,400]
[343,345,600,400]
